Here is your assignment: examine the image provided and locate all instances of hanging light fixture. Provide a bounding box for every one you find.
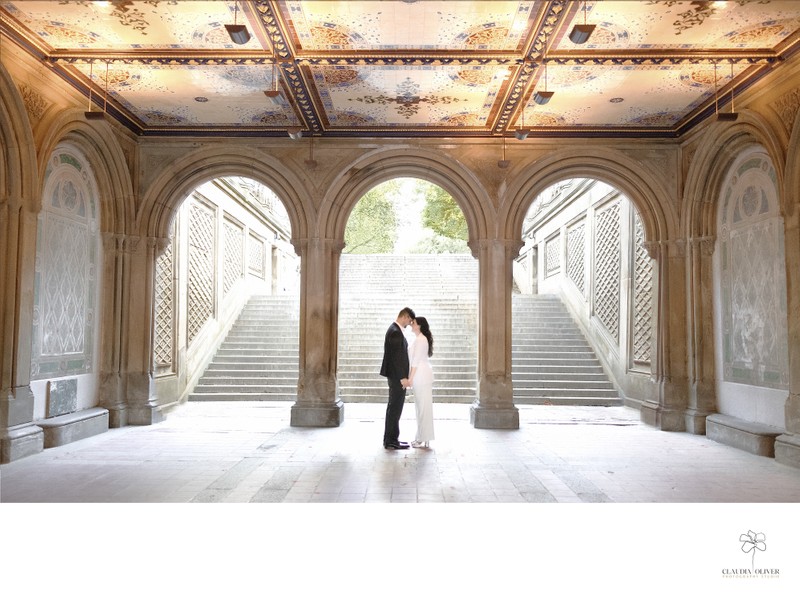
[497,137,510,169]
[226,2,251,45]
[287,126,303,140]
[515,103,530,140]
[304,137,318,169]
[716,61,739,121]
[264,33,281,98]
[569,2,596,44]
[533,32,554,105]
[84,61,106,120]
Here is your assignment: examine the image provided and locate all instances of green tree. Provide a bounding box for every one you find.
[418,182,468,241]
[344,181,399,254]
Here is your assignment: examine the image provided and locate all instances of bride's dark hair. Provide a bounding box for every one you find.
[415,316,433,357]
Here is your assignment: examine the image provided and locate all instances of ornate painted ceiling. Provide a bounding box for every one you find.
[1,1,799,139]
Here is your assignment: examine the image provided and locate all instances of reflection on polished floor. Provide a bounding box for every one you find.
[2,401,800,503]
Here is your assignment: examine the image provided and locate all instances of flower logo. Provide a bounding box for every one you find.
[740,530,767,569]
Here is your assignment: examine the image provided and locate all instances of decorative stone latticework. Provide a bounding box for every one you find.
[632,211,654,365]
[187,200,215,347]
[30,149,98,379]
[593,200,621,342]
[154,234,175,373]
[566,220,586,296]
[223,218,244,297]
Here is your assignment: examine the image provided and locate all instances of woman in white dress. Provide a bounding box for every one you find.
[407,316,434,448]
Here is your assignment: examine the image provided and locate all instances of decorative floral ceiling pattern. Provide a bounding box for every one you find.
[1,1,799,138]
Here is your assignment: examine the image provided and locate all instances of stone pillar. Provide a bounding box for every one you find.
[122,235,163,425]
[470,238,520,429]
[775,201,800,467]
[0,198,43,462]
[98,232,127,427]
[290,238,344,427]
[684,236,717,434]
[642,239,689,431]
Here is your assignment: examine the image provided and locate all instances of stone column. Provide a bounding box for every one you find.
[290,237,344,427]
[97,232,127,427]
[775,203,800,467]
[122,235,163,425]
[642,239,689,431]
[684,236,717,434]
[0,198,42,462]
[470,238,520,429]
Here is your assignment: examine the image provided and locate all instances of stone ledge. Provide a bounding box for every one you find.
[706,413,784,457]
[35,407,109,448]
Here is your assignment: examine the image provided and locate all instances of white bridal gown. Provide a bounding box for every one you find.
[409,333,434,443]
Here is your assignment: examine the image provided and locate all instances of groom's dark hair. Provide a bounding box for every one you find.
[398,307,415,320]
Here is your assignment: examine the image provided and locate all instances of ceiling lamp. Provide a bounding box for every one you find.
[84,61,108,120]
[225,2,251,45]
[715,62,738,121]
[569,2,595,44]
[497,137,510,169]
[264,34,281,98]
[533,61,553,105]
[287,126,303,140]
[533,33,554,105]
[264,62,280,98]
[514,105,530,140]
[304,137,318,169]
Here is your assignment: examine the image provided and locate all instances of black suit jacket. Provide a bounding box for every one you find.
[379,322,409,380]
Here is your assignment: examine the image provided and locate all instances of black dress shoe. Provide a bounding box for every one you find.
[384,441,410,450]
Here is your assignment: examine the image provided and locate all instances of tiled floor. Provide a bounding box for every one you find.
[3,402,799,599]
[2,401,800,503]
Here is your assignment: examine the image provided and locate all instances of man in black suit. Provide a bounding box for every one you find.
[380,307,415,449]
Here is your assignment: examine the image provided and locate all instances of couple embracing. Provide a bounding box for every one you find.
[380,307,435,450]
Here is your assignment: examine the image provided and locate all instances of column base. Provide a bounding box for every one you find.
[290,400,344,427]
[470,403,519,429]
[775,434,800,468]
[1,424,44,463]
[684,408,712,434]
[127,402,165,426]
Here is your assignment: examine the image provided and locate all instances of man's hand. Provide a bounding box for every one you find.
[401,378,410,389]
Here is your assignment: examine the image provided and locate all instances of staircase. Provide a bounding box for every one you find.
[188,295,299,401]
[512,294,621,405]
[337,254,478,403]
[187,258,620,406]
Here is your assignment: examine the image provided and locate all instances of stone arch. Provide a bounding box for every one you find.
[137,146,310,244]
[321,147,491,249]
[501,149,675,247]
[33,109,134,234]
[0,62,38,205]
[682,110,786,239]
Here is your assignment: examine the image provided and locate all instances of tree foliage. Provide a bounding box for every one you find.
[418,182,468,241]
[344,180,399,254]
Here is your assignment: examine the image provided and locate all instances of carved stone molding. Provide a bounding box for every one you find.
[18,83,48,124]
[690,235,716,256]
[773,87,800,136]
[123,235,140,254]
[101,232,124,253]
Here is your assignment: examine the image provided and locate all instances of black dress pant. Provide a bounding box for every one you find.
[383,378,406,445]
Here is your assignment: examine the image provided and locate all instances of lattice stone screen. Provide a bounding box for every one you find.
[545,233,561,278]
[154,235,175,372]
[593,200,621,341]
[248,233,266,279]
[187,201,215,346]
[223,218,244,296]
[632,211,653,365]
[31,150,98,379]
[719,152,789,388]
[566,220,586,295]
